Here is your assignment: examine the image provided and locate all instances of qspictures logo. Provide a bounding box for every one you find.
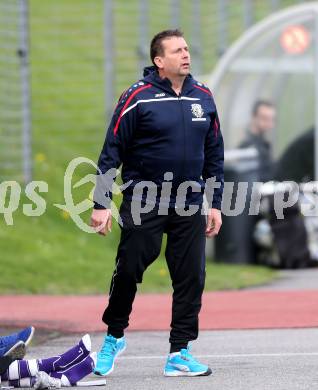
[1,157,318,232]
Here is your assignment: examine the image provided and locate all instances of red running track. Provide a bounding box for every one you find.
[2,290,318,333]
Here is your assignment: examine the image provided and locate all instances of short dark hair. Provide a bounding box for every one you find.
[252,100,275,116]
[150,29,184,67]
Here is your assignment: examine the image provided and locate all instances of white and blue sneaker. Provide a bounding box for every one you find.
[0,326,34,358]
[93,334,126,376]
[0,341,26,361]
[16,326,34,347]
[164,347,212,377]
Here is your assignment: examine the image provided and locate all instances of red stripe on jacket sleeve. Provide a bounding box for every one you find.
[194,84,213,96]
[113,84,152,135]
[214,118,219,138]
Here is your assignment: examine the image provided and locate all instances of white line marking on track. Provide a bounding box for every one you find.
[118,352,318,360]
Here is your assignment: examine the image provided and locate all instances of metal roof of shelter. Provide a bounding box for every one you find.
[207,2,318,178]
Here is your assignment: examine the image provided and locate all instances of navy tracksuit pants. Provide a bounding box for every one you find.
[102,199,207,346]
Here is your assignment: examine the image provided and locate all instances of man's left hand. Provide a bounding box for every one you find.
[205,208,222,238]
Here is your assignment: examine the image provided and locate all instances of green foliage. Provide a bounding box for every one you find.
[0,0,282,294]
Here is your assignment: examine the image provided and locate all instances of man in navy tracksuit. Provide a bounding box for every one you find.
[91,29,224,377]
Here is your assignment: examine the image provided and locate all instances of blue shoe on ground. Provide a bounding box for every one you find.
[0,327,34,358]
[0,329,33,360]
[16,326,34,346]
[93,334,126,376]
[164,347,212,377]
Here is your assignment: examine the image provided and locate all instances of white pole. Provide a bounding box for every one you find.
[19,0,32,184]
[315,10,318,180]
[104,0,114,119]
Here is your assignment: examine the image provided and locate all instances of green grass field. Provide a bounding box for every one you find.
[0,0,295,295]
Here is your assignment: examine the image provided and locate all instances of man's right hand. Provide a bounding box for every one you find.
[90,208,112,236]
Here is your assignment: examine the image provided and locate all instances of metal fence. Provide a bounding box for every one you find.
[0,0,308,183]
[0,0,31,183]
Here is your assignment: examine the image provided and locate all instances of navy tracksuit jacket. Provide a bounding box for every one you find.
[96,67,225,344]
[94,66,224,210]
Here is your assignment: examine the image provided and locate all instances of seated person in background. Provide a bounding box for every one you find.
[240,100,276,182]
[274,128,314,182]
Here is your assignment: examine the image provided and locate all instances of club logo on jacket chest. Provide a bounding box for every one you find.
[191,104,206,121]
